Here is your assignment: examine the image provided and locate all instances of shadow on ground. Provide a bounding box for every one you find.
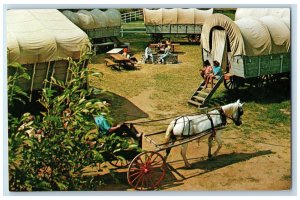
[173,150,274,179]
[206,78,291,108]
[85,150,274,191]
[93,91,149,124]
[90,168,182,191]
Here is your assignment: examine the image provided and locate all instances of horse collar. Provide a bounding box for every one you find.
[219,107,227,126]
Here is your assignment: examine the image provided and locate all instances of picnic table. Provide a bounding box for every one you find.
[106,48,124,54]
[109,53,137,70]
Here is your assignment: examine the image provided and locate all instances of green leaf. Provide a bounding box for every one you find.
[113,148,122,153]
[36,181,51,190]
[79,98,86,104]
[54,180,68,191]
[81,109,89,113]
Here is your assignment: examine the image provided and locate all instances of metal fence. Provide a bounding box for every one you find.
[121,9,144,23]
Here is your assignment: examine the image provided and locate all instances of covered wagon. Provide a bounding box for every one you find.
[7,9,91,96]
[62,9,121,43]
[201,8,290,90]
[143,8,213,42]
[189,8,290,107]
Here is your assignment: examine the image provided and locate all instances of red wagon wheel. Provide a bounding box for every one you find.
[127,151,166,190]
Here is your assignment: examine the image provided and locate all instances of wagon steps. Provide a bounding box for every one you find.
[188,75,224,107]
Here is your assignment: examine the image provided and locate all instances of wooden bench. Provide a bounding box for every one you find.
[141,54,159,64]
[104,58,119,70]
[165,54,178,64]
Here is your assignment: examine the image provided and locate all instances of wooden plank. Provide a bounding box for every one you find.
[197,91,209,96]
[104,58,117,66]
[193,95,205,102]
[188,99,202,107]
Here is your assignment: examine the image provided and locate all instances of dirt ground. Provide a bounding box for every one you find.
[87,47,291,191]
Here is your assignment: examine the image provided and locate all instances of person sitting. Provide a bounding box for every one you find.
[94,115,142,140]
[166,39,172,51]
[122,48,138,65]
[157,40,165,53]
[158,44,171,64]
[200,60,212,78]
[166,39,171,46]
[200,60,213,88]
[204,60,223,88]
[143,43,154,64]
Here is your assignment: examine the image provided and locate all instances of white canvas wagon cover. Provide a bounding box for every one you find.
[201,12,290,57]
[144,8,213,25]
[235,8,290,21]
[7,9,91,64]
[67,9,120,30]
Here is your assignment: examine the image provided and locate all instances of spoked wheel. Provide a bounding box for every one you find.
[224,75,239,90]
[256,75,270,88]
[265,74,282,84]
[188,34,200,43]
[127,151,166,190]
[109,159,130,168]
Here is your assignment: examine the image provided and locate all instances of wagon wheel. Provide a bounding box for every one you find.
[268,74,282,84]
[224,76,239,90]
[109,159,130,168]
[188,34,200,43]
[256,75,270,88]
[127,151,166,190]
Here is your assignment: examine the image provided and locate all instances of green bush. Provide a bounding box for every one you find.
[8,55,133,191]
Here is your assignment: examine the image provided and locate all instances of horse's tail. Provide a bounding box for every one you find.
[164,122,175,145]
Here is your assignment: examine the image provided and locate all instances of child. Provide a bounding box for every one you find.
[200,60,212,79]
[204,60,222,88]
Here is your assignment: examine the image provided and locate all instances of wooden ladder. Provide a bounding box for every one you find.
[188,75,224,107]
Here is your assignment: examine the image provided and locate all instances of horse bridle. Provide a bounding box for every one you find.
[218,107,227,126]
[219,106,243,125]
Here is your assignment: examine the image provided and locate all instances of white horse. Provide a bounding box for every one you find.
[164,99,244,168]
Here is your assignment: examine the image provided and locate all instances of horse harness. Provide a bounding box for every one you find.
[171,107,227,139]
[207,107,227,137]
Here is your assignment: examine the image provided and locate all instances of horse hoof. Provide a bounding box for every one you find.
[185,164,191,168]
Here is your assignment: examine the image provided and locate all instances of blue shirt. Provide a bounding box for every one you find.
[213,65,222,77]
[94,115,111,135]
